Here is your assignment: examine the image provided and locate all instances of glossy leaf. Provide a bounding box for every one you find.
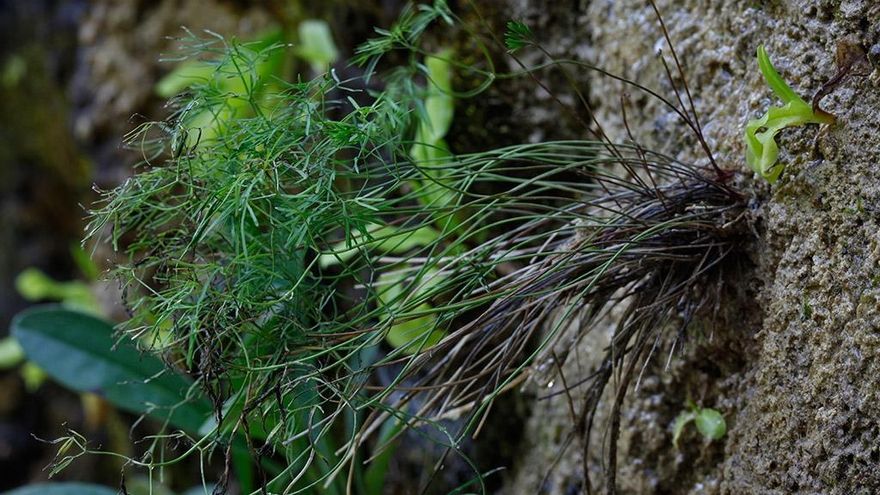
[11,306,211,433]
[3,483,117,495]
[756,45,801,104]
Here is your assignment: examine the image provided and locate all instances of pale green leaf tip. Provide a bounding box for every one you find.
[672,411,695,448]
[297,20,340,72]
[756,45,801,105]
[0,336,24,369]
[673,406,726,448]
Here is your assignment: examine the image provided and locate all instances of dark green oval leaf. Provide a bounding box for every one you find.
[2,482,117,495]
[11,305,211,433]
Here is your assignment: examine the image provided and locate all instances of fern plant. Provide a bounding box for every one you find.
[79,2,752,493]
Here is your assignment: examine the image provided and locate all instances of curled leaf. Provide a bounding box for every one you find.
[744,45,835,183]
[672,410,696,448]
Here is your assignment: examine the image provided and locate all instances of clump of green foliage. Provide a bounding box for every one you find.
[70,1,750,493]
[745,45,835,183]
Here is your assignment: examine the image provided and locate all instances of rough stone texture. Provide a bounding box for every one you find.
[502,0,880,493]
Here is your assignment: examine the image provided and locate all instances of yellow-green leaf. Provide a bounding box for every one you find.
[318,224,441,268]
[0,336,24,369]
[376,268,447,354]
[297,20,339,72]
[155,60,215,98]
[695,408,727,440]
[744,45,835,183]
[416,49,454,144]
[672,410,695,448]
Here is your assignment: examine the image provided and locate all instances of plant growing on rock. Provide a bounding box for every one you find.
[29,1,756,493]
[745,45,836,183]
[673,401,727,448]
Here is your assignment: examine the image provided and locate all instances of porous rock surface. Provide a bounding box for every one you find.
[502,0,880,493]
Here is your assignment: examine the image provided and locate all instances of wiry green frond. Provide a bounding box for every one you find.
[354,0,454,68]
[504,20,534,52]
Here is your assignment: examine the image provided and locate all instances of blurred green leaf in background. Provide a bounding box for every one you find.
[11,306,211,433]
[2,482,116,495]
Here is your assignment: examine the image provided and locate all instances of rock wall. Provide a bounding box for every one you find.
[502,0,880,493]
